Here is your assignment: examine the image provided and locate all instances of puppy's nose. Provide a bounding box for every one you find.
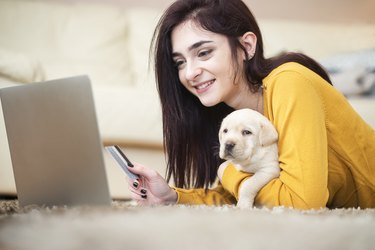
[225,142,235,152]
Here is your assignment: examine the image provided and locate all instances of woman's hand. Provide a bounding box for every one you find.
[127,163,178,205]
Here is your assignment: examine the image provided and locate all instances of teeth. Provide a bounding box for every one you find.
[196,80,213,90]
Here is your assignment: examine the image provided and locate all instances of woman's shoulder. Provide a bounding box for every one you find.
[262,62,325,91]
[264,62,314,81]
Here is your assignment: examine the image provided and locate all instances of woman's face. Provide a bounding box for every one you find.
[171,20,247,107]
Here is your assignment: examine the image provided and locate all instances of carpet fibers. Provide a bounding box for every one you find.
[0,200,375,250]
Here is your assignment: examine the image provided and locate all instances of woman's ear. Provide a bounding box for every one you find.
[240,32,257,60]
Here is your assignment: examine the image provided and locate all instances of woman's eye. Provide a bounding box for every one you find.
[174,60,185,69]
[242,130,252,135]
[198,49,213,58]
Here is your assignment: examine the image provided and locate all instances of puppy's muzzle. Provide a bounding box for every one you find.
[224,141,236,157]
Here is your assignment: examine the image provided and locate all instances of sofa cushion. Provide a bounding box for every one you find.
[0,0,132,86]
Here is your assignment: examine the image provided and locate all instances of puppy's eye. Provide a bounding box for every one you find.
[242,130,252,136]
[223,128,228,133]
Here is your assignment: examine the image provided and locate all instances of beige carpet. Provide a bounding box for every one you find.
[1,200,375,250]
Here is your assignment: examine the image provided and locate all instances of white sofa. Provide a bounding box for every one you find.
[1,0,374,199]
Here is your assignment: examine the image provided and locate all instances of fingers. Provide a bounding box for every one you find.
[127,162,160,181]
[128,178,147,194]
[126,163,172,205]
[126,164,151,204]
[127,177,148,200]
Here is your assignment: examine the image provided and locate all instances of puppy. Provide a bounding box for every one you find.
[218,108,280,208]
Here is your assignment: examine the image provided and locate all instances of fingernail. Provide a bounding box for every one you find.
[133,182,138,188]
[141,195,147,199]
[141,189,147,194]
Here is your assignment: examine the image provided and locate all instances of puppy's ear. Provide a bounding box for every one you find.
[259,121,278,147]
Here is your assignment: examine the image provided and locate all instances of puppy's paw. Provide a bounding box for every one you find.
[236,198,254,209]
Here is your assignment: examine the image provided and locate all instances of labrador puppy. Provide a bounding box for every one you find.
[219,108,280,208]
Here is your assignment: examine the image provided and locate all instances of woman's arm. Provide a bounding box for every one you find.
[174,184,236,205]
[127,163,236,205]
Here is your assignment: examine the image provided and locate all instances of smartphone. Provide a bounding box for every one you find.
[105,145,139,180]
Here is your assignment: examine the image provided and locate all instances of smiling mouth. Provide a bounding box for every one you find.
[194,80,215,92]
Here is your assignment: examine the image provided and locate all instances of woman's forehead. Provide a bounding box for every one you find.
[171,20,226,53]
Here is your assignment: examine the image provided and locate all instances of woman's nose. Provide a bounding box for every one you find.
[185,62,202,81]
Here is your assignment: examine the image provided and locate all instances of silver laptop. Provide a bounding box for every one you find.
[0,75,111,207]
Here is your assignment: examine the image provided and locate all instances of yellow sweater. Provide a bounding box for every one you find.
[174,62,375,209]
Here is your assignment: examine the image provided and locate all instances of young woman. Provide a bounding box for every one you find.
[127,0,375,209]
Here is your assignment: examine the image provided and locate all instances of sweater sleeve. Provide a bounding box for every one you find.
[173,183,237,205]
[222,67,330,209]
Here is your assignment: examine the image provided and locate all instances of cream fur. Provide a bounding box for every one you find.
[219,108,280,208]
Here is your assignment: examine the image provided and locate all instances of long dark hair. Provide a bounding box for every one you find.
[151,0,331,189]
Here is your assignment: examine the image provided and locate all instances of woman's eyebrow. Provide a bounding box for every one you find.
[172,40,213,57]
[188,40,213,51]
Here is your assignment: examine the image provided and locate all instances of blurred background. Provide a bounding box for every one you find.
[0,0,374,199]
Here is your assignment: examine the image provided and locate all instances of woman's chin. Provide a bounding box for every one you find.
[199,97,220,107]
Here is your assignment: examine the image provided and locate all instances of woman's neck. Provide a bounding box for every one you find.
[227,85,263,113]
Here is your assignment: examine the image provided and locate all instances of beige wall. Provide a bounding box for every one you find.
[244,0,375,24]
[66,0,375,24]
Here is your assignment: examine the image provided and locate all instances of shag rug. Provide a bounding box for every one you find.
[1,199,375,250]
